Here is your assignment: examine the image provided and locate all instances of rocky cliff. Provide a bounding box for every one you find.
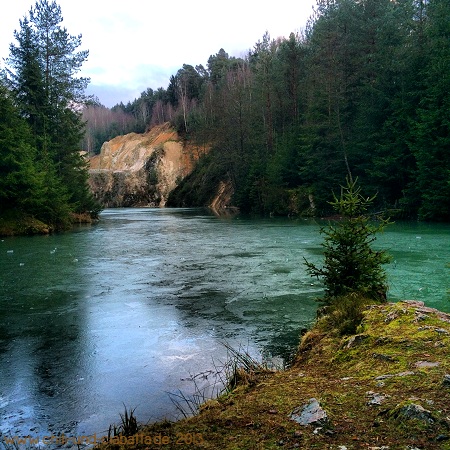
[89,123,202,208]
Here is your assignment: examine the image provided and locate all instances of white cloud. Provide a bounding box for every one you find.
[1,0,316,107]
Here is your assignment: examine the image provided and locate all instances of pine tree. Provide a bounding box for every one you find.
[409,0,450,221]
[304,178,391,306]
[0,82,42,213]
[5,0,99,226]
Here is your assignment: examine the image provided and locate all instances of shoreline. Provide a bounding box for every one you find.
[94,300,450,449]
[0,211,98,237]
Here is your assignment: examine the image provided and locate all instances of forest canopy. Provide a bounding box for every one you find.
[2,0,449,228]
[83,0,449,221]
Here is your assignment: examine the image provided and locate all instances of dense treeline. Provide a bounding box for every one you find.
[170,0,449,220]
[1,0,100,233]
[4,1,447,232]
[90,0,448,220]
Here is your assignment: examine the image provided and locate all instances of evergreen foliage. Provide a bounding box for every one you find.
[1,0,100,232]
[304,177,391,305]
[167,1,450,221]
[75,0,449,221]
[0,83,42,213]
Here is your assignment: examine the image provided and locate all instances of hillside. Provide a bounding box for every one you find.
[98,301,450,449]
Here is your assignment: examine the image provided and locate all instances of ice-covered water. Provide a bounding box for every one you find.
[0,208,448,442]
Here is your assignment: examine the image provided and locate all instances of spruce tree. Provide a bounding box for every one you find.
[304,178,391,306]
[0,82,41,213]
[5,0,99,225]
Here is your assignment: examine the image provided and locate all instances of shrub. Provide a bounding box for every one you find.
[315,293,373,335]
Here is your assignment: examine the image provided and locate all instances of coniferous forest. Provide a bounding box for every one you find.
[0,0,100,233]
[85,0,450,221]
[1,0,449,230]
[174,0,449,221]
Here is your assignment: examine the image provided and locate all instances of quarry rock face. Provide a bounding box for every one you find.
[88,123,197,207]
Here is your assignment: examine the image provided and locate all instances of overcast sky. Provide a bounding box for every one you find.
[1,0,317,107]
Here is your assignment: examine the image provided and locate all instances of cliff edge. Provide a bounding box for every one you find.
[89,123,201,207]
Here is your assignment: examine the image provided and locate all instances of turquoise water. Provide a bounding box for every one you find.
[0,208,448,442]
[377,222,449,310]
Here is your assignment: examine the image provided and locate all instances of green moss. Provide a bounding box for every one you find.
[96,301,450,450]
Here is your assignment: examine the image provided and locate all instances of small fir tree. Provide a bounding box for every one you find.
[305,177,391,307]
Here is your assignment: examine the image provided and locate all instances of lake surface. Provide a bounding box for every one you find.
[0,208,448,443]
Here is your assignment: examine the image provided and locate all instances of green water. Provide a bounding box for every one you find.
[0,208,448,442]
[377,221,449,309]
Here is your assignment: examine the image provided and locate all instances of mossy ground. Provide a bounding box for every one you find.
[0,210,51,236]
[0,210,97,236]
[97,301,450,449]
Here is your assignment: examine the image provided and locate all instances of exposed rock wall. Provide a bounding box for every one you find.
[88,123,198,208]
[209,179,238,216]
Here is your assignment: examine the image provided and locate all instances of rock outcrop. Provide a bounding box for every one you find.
[88,123,200,207]
[209,179,238,216]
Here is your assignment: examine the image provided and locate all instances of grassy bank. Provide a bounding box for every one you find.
[98,301,450,449]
